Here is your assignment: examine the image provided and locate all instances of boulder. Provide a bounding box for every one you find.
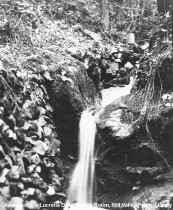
[47,61,98,155]
[96,102,134,143]
[96,89,173,197]
[104,76,130,88]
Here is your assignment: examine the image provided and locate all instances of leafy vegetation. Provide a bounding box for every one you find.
[0,0,172,208]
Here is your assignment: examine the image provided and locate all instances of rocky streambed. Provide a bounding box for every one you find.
[54,30,173,209]
[94,48,173,209]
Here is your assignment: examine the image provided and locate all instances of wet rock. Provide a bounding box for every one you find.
[47,62,98,155]
[96,81,173,197]
[97,101,134,143]
[97,85,173,150]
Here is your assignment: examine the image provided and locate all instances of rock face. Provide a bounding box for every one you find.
[95,52,173,201]
[47,61,98,155]
[98,179,173,209]
[155,57,173,91]
[86,44,141,90]
[96,90,173,197]
[96,100,134,143]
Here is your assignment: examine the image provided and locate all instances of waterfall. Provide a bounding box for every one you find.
[65,77,135,210]
[65,110,98,209]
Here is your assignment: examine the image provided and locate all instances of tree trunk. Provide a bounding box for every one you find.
[102,0,109,31]
[157,0,171,14]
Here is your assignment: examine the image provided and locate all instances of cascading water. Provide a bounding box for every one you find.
[65,110,99,209]
[101,77,135,106]
[65,77,135,210]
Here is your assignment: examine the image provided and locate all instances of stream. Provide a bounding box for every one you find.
[65,78,135,210]
[101,77,135,106]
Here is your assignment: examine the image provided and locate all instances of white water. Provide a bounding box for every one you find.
[101,77,135,106]
[65,110,98,209]
[65,77,135,210]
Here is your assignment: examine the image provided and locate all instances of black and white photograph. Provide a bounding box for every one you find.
[0,0,172,209]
